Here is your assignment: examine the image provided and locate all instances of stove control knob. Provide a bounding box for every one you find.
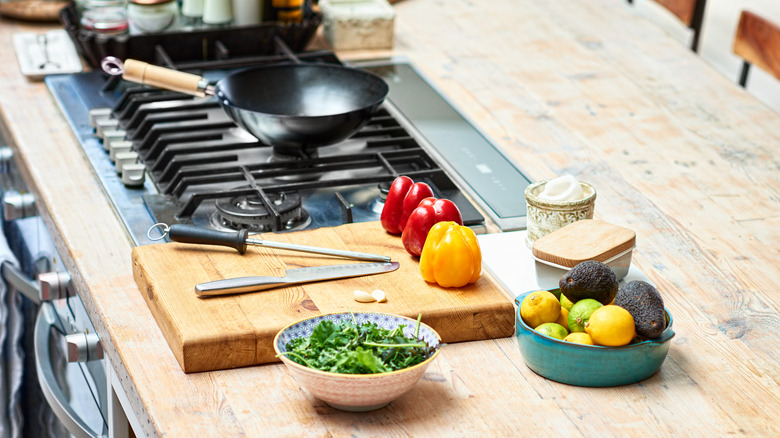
[0,146,13,165]
[121,163,146,187]
[88,108,113,128]
[116,152,139,175]
[3,190,35,220]
[109,140,134,163]
[66,332,104,363]
[103,129,127,151]
[95,118,120,139]
[38,271,71,301]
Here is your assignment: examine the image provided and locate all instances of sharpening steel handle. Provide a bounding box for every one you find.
[168,224,248,254]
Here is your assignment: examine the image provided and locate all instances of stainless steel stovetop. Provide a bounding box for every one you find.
[45,55,532,245]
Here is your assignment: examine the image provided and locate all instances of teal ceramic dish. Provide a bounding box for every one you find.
[514,291,675,387]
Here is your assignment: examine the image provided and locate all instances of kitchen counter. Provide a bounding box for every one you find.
[1,0,779,436]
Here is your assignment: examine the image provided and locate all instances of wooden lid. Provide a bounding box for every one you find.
[531,219,636,268]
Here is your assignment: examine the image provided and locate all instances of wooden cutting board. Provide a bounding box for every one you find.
[131,222,516,373]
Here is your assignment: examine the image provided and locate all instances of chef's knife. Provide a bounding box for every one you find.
[166,224,391,262]
[195,261,400,297]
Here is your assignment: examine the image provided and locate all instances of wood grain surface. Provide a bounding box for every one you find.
[734,10,780,81]
[0,0,68,22]
[531,219,636,267]
[1,0,780,436]
[131,222,515,373]
[651,0,697,26]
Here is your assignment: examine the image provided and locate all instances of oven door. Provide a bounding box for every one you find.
[0,186,109,436]
[1,215,109,438]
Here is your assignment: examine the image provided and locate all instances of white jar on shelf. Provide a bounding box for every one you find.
[127,0,179,34]
[320,0,395,50]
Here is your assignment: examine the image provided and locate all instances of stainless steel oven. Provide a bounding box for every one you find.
[0,132,108,437]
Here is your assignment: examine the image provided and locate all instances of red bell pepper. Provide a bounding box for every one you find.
[401,197,463,256]
[380,176,434,234]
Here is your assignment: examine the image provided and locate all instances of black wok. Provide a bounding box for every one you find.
[103,58,389,154]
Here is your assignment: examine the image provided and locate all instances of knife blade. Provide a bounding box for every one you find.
[195,261,400,297]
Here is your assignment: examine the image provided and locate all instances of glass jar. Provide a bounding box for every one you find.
[127,0,179,34]
[180,0,204,28]
[78,0,129,35]
[267,0,303,24]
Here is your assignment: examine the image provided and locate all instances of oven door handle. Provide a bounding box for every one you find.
[34,302,105,438]
[1,261,41,305]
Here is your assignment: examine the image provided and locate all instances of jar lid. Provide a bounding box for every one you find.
[531,219,636,267]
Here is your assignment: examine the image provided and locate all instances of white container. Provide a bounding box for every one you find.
[127,0,179,34]
[320,0,395,50]
[532,245,635,281]
[203,0,233,26]
[530,219,637,281]
[181,0,204,27]
[231,0,263,26]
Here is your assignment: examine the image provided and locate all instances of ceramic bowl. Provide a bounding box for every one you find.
[514,291,675,387]
[273,312,442,412]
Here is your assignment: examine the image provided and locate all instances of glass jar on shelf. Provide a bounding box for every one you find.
[77,0,129,36]
[127,0,179,34]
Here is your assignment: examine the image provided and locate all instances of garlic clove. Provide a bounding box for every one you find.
[371,289,387,302]
[353,290,376,303]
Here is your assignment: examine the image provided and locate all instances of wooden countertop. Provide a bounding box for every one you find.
[1,0,779,436]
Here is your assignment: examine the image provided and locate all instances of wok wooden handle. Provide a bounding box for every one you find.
[122,59,209,97]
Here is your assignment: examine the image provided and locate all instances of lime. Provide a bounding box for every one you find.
[568,298,603,333]
[585,305,636,346]
[564,332,594,345]
[560,294,575,311]
[535,322,568,340]
[520,291,561,329]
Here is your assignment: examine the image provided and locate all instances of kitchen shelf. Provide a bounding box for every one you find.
[59,3,322,69]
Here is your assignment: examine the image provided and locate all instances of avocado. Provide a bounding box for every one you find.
[559,260,618,305]
[614,281,666,338]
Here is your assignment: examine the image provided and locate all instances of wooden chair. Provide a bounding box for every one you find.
[733,10,780,87]
[628,0,708,52]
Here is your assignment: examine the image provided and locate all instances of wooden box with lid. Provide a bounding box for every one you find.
[531,219,636,280]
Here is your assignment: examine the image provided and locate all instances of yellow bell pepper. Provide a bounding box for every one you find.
[419,221,482,287]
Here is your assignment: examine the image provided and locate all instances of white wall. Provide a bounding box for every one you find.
[630,0,780,114]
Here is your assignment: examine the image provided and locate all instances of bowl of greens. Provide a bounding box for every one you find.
[273,312,442,412]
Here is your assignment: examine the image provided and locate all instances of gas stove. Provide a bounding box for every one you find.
[46,43,531,246]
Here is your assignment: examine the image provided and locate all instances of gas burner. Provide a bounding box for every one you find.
[211,189,311,232]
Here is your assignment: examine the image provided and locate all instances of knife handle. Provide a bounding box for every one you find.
[168,224,248,254]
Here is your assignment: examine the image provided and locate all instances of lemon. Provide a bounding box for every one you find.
[563,332,594,345]
[535,323,568,340]
[520,291,561,328]
[560,294,575,311]
[567,298,602,333]
[585,305,636,347]
[555,307,570,332]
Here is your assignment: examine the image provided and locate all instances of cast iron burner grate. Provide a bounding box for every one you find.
[70,37,486,235]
